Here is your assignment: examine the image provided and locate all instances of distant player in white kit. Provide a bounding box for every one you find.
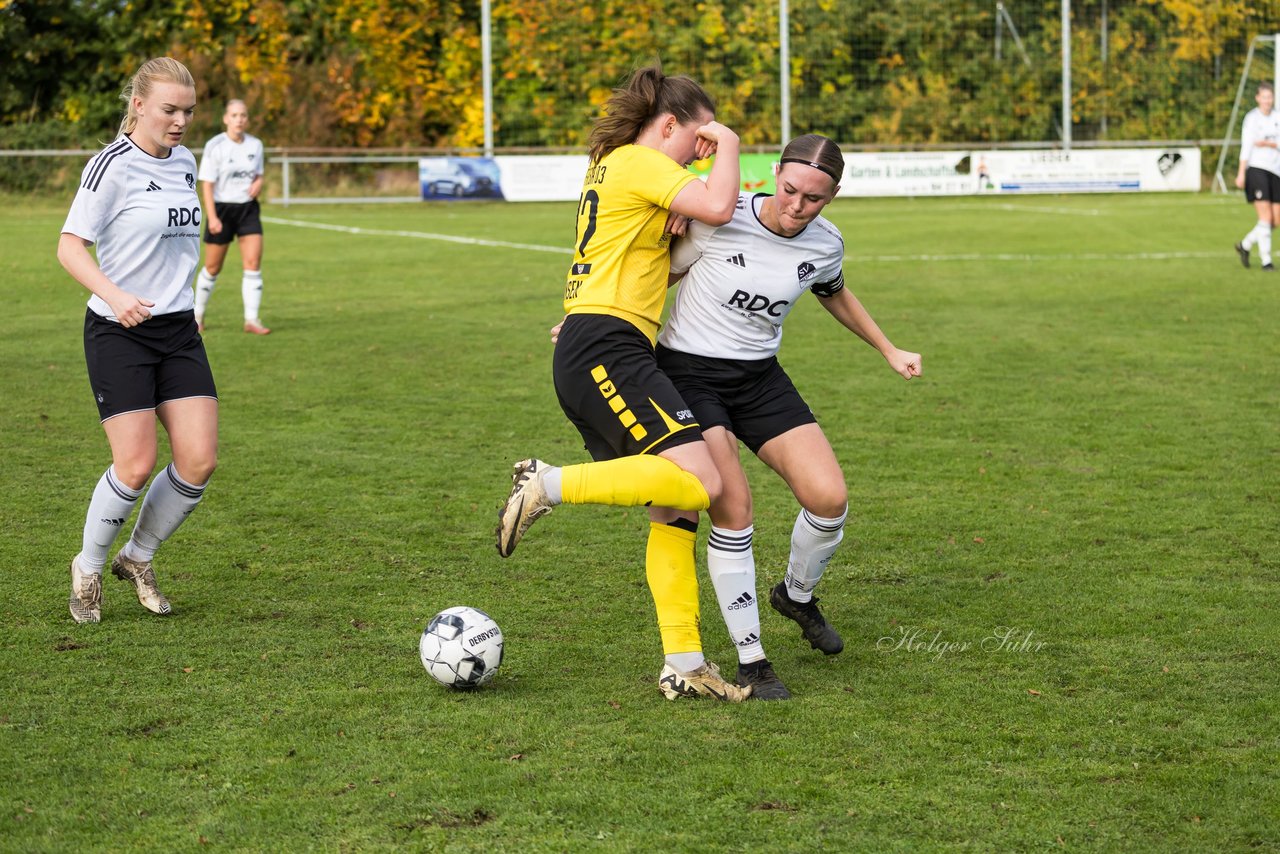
[194,99,270,333]
[654,134,922,699]
[1234,81,1280,271]
[57,57,218,623]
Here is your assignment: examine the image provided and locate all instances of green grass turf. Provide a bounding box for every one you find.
[1,191,1277,851]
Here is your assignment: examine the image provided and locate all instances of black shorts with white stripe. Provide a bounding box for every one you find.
[84,309,218,422]
[655,345,816,454]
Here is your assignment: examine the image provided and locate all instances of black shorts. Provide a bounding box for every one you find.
[1243,167,1280,204]
[204,200,262,244]
[84,309,218,422]
[655,345,816,454]
[553,314,702,461]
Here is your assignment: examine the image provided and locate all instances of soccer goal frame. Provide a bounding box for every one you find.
[1213,33,1280,193]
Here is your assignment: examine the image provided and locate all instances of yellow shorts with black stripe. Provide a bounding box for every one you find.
[553,314,703,461]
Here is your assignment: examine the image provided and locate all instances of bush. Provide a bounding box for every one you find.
[0,121,95,195]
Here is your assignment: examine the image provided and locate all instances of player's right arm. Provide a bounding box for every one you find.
[668,122,740,226]
[1239,112,1261,187]
[56,233,154,327]
[201,180,222,234]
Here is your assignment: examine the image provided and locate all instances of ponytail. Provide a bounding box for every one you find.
[588,62,715,163]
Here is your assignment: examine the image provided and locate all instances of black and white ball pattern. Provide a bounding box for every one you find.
[419,606,504,688]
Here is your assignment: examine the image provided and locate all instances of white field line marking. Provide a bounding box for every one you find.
[848,250,1222,262]
[261,215,571,255]
[263,215,1222,263]
[867,195,1242,215]
[915,202,1108,216]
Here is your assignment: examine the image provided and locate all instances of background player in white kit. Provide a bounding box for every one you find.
[1234,81,1280,271]
[194,99,270,333]
[655,135,922,698]
[57,57,219,623]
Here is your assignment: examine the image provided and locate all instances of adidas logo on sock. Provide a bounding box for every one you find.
[728,591,755,611]
[145,181,162,191]
[725,253,746,267]
[737,632,760,647]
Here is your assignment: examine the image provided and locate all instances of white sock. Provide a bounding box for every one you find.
[242,270,264,322]
[194,268,217,317]
[541,465,563,505]
[79,466,143,573]
[664,651,705,672]
[1260,225,1273,266]
[783,505,847,604]
[120,463,207,563]
[1243,220,1269,251]
[707,525,765,665]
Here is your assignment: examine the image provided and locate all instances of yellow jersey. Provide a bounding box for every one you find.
[563,144,698,344]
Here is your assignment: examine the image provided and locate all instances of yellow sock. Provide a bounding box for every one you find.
[646,521,702,655]
[560,456,710,510]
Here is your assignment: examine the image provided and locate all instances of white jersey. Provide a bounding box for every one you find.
[197,132,264,203]
[62,135,202,319]
[1241,108,1280,176]
[658,193,845,360]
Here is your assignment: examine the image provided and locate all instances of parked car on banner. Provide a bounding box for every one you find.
[419,157,504,199]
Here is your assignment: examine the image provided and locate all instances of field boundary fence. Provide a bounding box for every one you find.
[1,139,1244,206]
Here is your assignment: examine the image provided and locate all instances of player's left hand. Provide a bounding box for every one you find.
[694,121,737,162]
[664,211,690,237]
[549,317,565,345]
[886,348,922,379]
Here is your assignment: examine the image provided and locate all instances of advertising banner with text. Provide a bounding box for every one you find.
[422,148,1201,203]
[841,151,976,196]
[974,148,1200,194]
[492,155,587,202]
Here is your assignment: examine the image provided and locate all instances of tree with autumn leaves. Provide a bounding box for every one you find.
[0,0,1275,152]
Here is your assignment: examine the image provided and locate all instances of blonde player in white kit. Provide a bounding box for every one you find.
[57,57,218,623]
[194,99,270,333]
[654,135,922,699]
[1234,81,1280,271]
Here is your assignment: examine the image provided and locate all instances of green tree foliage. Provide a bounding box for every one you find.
[2,0,1278,150]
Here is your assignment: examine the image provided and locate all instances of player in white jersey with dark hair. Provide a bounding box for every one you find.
[194,99,270,333]
[1234,81,1280,271]
[57,57,218,624]
[654,134,922,698]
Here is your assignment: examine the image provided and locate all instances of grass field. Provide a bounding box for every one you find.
[2,190,1277,851]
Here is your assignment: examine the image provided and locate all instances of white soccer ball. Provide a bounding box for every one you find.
[419,606,504,688]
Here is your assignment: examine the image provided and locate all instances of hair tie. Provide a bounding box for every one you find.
[780,156,841,182]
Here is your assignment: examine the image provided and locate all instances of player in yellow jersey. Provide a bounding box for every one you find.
[496,64,748,701]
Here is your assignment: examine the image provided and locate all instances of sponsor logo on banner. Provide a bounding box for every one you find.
[976,148,1200,193]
